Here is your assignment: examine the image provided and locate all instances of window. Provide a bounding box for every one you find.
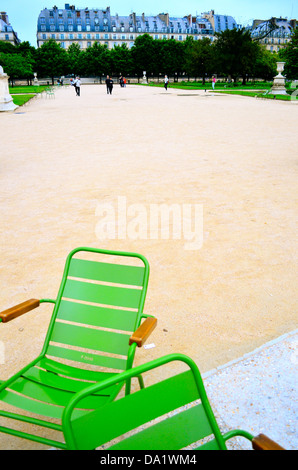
[68,25,73,31]
[40,17,45,24]
[51,34,56,39]
[104,33,109,39]
[59,25,64,31]
[87,41,91,47]
[42,33,47,39]
[60,34,65,39]
[50,25,55,31]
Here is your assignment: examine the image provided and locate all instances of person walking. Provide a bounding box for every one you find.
[164,75,169,91]
[106,75,113,95]
[75,77,81,96]
[212,75,216,91]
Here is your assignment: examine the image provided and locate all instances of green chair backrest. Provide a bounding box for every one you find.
[63,354,228,450]
[43,247,150,372]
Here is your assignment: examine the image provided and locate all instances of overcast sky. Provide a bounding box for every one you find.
[1,0,297,46]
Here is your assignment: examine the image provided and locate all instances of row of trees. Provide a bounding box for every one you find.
[0,27,297,85]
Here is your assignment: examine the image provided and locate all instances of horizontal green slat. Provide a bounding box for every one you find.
[0,388,65,419]
[50,322,131,356]
[108,404,213,450]
[0,387,95,420]
[56,299,137,332]
[46,344,127,370]
[23,366,121,397]
[8,376,110,410]
[71,370,201,450]
[63,279,142,310]
[38,357,124,382]
[69,258,145,286]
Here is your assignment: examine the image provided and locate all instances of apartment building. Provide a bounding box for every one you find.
[36,4,238,49]
[0,12,20,45]
[250,17,296,52]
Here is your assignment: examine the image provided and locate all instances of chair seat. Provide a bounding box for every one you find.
[0,357,124,420]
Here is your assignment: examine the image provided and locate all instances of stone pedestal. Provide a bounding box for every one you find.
[270,62,287,95]
[33,72,39,86]
[0,66,18,112]
[141,71,147,84]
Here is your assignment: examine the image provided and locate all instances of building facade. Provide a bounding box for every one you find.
[250,17,296,52]
[0,12,20,45]
[37,4,238,49]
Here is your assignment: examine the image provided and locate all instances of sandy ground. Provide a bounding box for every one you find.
[0,84,297,449]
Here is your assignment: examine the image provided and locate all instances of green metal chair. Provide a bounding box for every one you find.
[0,247,156,449]
[63,353,285,450]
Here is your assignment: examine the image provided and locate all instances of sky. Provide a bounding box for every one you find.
[1,0,297,46]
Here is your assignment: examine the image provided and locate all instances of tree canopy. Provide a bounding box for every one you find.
[0,27,292,84]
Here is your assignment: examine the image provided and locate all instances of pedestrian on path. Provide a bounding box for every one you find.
[164,75,169,91]
[106,75,113,95]
[212,75,216,91]
[75,77,81,96]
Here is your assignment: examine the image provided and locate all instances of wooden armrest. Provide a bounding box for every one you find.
[129,317,157,347]
[0,299,40,323]
[252,434,285,450]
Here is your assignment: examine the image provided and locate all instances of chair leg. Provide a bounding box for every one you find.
[137,374,145,389]
[125,374,145,395]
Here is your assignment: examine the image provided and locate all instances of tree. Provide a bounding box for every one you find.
[109,43,133,77]
[0,53,33,86]
[279,27,298,80]
[82,42,111,77]
[214,28,260,84]
[35,39,68,84]
[159,38,186,79]
[184,37,214,83]
[254,47,277,81]
[131,34,156,78]
[67,43,83,77]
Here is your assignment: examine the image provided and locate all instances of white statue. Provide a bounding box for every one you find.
[0,65,18,112]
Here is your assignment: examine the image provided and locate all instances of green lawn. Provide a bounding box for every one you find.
[146,80,274,90]
[12,94,36,106]
[213,90,296,101]
[9,85,48,94]
[9,85,51,107]
[144,81,296,100]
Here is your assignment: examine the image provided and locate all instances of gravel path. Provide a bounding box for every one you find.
[203,330,298,450]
